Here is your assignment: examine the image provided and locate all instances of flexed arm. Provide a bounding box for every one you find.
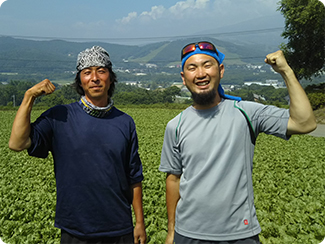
[9,79,55,151]
[264,50,317,135]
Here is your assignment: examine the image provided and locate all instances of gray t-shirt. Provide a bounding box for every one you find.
[159,99,290,241]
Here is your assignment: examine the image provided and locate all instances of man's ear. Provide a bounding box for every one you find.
[219,64,225,79]
[181,72,186,85]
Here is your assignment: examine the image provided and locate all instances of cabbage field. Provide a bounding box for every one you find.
[0,108,324,244]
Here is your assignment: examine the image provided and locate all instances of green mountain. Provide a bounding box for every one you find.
[0,36,273,75]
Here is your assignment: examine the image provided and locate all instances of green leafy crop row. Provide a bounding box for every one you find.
[0,108,324,244]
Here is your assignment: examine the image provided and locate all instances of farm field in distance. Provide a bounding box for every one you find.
[0,108,324,244]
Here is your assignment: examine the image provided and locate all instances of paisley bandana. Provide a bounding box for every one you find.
[78,96,114,118]
[76,46,111,71]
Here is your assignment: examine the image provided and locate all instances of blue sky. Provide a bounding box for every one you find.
[0,0,323,44]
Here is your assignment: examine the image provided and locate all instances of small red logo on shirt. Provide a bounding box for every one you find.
[244,219,249,225]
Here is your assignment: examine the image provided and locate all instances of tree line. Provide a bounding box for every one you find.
[1,80,324,110]
[0,80,184,108]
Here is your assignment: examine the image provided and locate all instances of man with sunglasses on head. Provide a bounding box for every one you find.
[159,41,316,244]
[9,46,147,244]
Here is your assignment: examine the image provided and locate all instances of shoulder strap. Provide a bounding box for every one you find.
[233,101,256,145]
[175,104,256,144]
[175,111,183,141]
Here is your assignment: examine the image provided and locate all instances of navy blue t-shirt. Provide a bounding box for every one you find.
[28,102,143,238]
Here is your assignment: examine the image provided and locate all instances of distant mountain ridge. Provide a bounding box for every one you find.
[0,34,281,76]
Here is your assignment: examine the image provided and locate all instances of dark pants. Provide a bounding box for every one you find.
[174,232,260,244]
[60,229,134,244]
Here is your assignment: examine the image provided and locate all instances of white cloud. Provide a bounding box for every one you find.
[117,0,210,24]
[140,5,165,20]
[0,0,8,8]
[169,0,210,18]
[112,0,282,39]
[169,0,209,13]
[118,12,138,24]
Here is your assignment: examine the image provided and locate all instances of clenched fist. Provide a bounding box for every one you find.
[265,50,291,75]
[27,79,56,98]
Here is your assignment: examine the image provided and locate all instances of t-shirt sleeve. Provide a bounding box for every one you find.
[159,116,183,175]
[128,121,144,185]
[240,101,290,140]
[28,109,54,158]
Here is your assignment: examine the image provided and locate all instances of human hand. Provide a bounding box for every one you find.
[165,231,175,244]
[134,222,147,244]
[27,79,56,98]
[264,50,291,75]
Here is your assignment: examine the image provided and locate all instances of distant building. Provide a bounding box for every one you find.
[172,82,184,89]
[244,80,284,89]
[253,94,266,101]
[145,63,157,68]
[246,64,263,70]
[125,82,138,86]
[244,82,266,86]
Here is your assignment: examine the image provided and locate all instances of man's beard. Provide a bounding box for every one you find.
[190,88,217,106]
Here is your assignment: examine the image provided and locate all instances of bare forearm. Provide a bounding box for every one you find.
[265,50,316,135]
[281,68,316,134]
[166,174,180,233]
[132,182,147,243]
[8,91,35,151]
[132,182,145,225]
[9,79,56,151]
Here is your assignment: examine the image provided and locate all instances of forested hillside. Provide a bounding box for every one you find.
[1,36,324,86]
[1,80,324,111]
[0,36,324,111]
[0,36,279,79]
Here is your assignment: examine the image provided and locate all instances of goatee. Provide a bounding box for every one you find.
[190,89,217,106]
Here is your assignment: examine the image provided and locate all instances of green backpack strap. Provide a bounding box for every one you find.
[234,101,256,145]
[175,104,256,144]
[175,111,183,141]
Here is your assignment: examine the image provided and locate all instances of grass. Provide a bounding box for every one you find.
[314,107,325,124]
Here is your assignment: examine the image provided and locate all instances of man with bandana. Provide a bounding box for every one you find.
[159,41,316,244]
[9,46,147,244]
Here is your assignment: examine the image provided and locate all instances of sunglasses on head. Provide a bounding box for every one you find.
[181,41,218,59]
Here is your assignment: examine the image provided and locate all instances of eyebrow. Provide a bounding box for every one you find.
[186,59,214,68]
[83,66,106,71]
